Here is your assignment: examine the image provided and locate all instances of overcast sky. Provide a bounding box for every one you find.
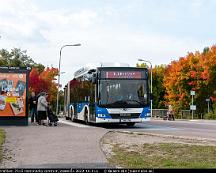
[0,0,216,86]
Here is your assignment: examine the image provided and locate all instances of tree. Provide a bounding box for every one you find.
[164,45,216,115]
[0,48,58,109]
[137,63,167,108]
[0,48,44,70]
[29,67,58,108]
[152,65,167,108]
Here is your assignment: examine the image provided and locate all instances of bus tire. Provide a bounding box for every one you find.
[71,108,75,122]
[126,122,135,127]
[84,108,89,125]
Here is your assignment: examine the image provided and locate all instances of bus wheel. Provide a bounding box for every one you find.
[71,109,75,122]
[84,109,89,125]
[126,122,135,127]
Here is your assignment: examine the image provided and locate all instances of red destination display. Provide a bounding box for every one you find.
[106,71,142,79]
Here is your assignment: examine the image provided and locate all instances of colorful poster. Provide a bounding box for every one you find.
[0,73,27,116]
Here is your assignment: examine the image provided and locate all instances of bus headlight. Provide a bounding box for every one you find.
[146,113,151,117]
[97,114,107,118]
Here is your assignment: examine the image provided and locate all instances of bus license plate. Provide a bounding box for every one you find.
[121,113,130,116]
[121,119,131,122]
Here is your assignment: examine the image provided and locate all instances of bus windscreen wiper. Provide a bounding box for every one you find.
[122,99,143,105]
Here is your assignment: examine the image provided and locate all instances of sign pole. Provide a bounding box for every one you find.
[190,90,195,120]
[192,94,193,119]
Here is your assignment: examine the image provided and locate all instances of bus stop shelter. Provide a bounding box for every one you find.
[0,66,30,126]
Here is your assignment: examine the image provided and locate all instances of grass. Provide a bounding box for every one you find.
[108,143,216,168]
[0,129,5,163]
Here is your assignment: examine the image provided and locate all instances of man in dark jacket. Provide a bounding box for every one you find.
[29,92,38,123]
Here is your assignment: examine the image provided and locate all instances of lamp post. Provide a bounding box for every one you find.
[138,58,153,118]
[56,44,81,116]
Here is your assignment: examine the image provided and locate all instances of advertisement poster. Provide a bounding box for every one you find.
[0,73,26,117]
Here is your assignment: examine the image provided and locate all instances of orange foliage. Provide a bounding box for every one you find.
[29,67,58,103]
[164,45,216,112]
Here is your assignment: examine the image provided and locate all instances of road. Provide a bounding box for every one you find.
[103,119,216,140]
[61,118,216,140]
[1,118,215,168]
[108,119,216,140]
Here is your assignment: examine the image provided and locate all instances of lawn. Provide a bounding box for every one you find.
[0,129,5,163]
[109,143,216,168]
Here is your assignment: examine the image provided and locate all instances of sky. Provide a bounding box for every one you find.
[0,0,216,86]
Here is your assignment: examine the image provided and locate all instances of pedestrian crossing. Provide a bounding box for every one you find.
[58,119,94,128]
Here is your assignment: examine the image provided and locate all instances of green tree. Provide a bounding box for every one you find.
[152,65,167,109]
[137,63,167,108]
[0,48,44,70]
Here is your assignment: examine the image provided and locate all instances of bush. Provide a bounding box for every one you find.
[204,112,216,119]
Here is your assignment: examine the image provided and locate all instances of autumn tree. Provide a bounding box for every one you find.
[29,67,58,108]
[0,48,59,110]
[164,45,216,116]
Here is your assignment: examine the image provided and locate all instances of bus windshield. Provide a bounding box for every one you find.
[98,79,149,108]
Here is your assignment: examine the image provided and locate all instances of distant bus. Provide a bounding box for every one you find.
[64,64,151,126]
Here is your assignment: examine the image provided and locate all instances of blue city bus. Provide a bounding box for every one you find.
[64,64,151,126]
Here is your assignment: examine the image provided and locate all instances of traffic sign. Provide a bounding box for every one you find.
[190,105,196,110]
[190,91,195,95]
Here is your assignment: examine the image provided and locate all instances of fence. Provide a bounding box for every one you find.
[152,109,168,118]
[152,109,201,119]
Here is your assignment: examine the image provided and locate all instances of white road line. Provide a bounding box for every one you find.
[181,120,216,126]
[59,119,94,128]
[153,120,216,126]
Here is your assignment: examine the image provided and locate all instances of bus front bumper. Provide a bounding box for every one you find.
[95,117,150,123]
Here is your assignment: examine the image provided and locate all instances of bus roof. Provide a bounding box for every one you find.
[73,62,130,79]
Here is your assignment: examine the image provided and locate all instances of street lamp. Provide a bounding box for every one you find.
[56,44,81,116]
[138,58,153,118]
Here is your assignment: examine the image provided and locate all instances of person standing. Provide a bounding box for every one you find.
[167,105,175,121]
[37,92,48,125]
[29,92,38,123]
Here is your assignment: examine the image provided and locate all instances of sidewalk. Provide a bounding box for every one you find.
[0,121,110,168]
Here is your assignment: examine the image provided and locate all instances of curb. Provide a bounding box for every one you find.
[114,130,216,143]
[152,118,216,122]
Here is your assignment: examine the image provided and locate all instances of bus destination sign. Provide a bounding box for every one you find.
[105,71,142,79]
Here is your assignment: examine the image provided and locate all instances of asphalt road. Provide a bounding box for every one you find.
[61,118,216,140]
[101,119,216,140]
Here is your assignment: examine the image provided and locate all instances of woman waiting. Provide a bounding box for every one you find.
[37,92,48,125]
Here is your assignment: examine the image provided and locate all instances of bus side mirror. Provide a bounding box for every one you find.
[91,77,97,84]
[91,73,97,84]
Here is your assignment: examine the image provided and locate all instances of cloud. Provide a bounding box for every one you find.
[0,0,98,45]
[0,0,215,87]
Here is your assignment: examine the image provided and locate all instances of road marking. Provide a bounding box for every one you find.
[58,119,94,128]
[153,120,216,126]
[180,121,216,126]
